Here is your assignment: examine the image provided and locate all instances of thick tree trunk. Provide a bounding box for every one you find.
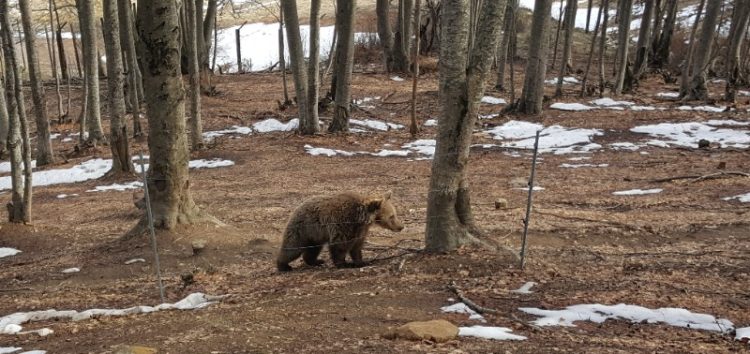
[725,0,750,102]
[1,0,33,223]
[650,0,663,56]
[20,0,55,166]
[410,0,421,137]
[186,0,204,150]
[118,0,143,136]
[0,60,7,157]
[425,0,504,252]
[71,24,83,77]
[77,0,105,144]
[580,2,603,96]
[683,0,721,101]
[203,0,218,65]
[136,0,206,229]
[517,0,552,115]
[680,0,705,95]
[392,0,414,72]
[652,0,677,68]
[376,0,395,72]
[633,0,654,78]
[281,0,314,134]
[53,0,69,80]
[613,0,633,95]
[306,0,321,132]
[47,1,64,122]
[495,0,517,91]
[278,5,291,105]
[329,0,356,132]
[102,0,133,175]
[555,0,577,97]
[551,0,564,69]
[598,0,610,96]
[585,0,593,33]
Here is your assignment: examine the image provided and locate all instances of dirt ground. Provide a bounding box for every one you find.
[1,62,749,354]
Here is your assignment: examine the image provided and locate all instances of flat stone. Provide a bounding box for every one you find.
[113,345,158,354]
[386,319,459,343]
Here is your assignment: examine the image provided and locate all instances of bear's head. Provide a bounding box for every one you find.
[366,191,404,232]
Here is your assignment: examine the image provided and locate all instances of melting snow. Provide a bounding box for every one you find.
[125,258,146,265]
[304,145,356,157]
[560,163,608,168]
[485,120,603,154]
[61,268,80,274]
[0,161,36,174]
[423,119,438,127]
[590,98,635,107]
[631,122,750,148]
[87,181,143,193]
[402,140,436,158]
[706,120,750,126]
[613,188,663,196]
[677,105,727,113]
[203,125,253,140]
[0,248,21,259]
[481,96,507,105]
[550,103,598,111]
[609,142,640,151]
[0,293,228,335]
[656,92,679,99]
[252,118,299,133]
[737,327,750,341]
[519,304,734,333]
[189,159,235,169]
[545,77,580,85]
[350,119,404,131]
[459,326,527,341]
[56,194,79,199]
[390,76,405,82]
[441,303,486,322]
[630,105,657,111]
[511,282,537,294]
[723,193,750,203]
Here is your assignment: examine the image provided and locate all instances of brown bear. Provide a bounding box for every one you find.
[276,191,404,272]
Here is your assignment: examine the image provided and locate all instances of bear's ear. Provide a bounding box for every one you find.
[366,199,382,213]
[383,190,392,200]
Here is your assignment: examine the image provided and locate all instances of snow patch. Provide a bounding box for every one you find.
[511,282,537,294]
[0,160,36,174]
[350,119,404,131]
[550,102,597,111]
[723,193,750,203]
[545,77,580,85]
[402,139,436,158]
[631,122,750,148]
[203,125,253,140]
[0,293,228,335]
[0,248,21,259]
[519,303,734,333]
[87,181,143,193]
[189,159,236,169]
[613,188,663,196]
[441,303,486,322]
[630,105,657,111]
[656,92,679,99]
[61,268,80,274]
[590,98,635,107]
[706,120,750,126]
[737,327,750,341]
[560,163,608,168]
[125,258,146,265]
[56,194,79,199]
[390,76,405,82]
[252,118,299,133]
[304,145,356,157]
[423,119,438,127]
[677,105,727,113]
[458,326,527,341]
[609,142,640,151]
[485,120,603,154]
[481,96,507,105]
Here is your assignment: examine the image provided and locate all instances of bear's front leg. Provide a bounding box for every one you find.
[330,244,354,268]
[349,237,368,268]
[303,245,325,266]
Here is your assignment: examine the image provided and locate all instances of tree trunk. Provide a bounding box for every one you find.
[77,0,105,144]
[47,1,65,122]
[185,0,204,150]
[118,0,143,136]
[650,0,663,56]
[555,0,577,97]
[495,0,517,91]
[410,0,421,137]
[102,0,133,175]
[680,0,705,95]
[203,0,218,65]
[683,0,721,101]
[613,0,633,95]
[633,0,654,78]
[585,0,593,33]
[278,5,291,105]
[551,0,564,70]
[516,0,552,115]
[580,2,603,96]
[652,0,677,68]
[392,0,414,72]
[71,24,83,77]
[329,0,356,133]
[306,0,321,132]
[1,0,33,223]
[598,0,609,96]
[53,0,69,80]
[426,0,505,252]
[0,37,9,157]
[281,0,314,134]
[725,0,750,102]
[20,0,55,166]
[136,0,206,229]
[376,0,395,72]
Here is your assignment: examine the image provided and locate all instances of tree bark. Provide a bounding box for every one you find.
[598,0,609,96]
[410,0,421,137]
[20,0,55,166]
[203,0,218,65]
[376,0,395,72]
[680,0,705,95]
[71,23,83,77]
[517,0,552,115]
[77,0,105,144]
[682,0,721,101]
[555,0,577,97]
[613,0,633,95]
[725,0,750,102]
[186,0,204,150]
[494,0,517,91]
[392,0,414,72]
[281,0,315,134]
[306,0,321,132]
[102,0,133,175]
[136,0,206,229]
[52,0,69,80]
[580,2,603,96]
[425,0,504,252]
[329,0,356,132]
[585,0,593,33]
[652,0,677,68]
[278,5,291,105]
[1,0,33,223]
[47,1,64,122]
[118,0,143,136]
[633,0,654,78]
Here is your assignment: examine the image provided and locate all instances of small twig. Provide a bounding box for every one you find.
[651,171,749,183]
[449,281,542,331]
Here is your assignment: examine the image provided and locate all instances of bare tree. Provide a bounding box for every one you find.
[102,0,133,175]
[118,0,143,136]
[598,0,609,96]
[410,0,421,137]
[425,0,504,252]
[495,0,517,91]
[328,0,356,132]
[186,0,204,150]
[20,0,55,166]
[76,0,105,144]
[376,0,395,71]
[136,0,210,229]
[516,0,552,115]
[1,0,33,223]
[281,0,319,134]
[633,0,655,78]
[585,0,593,33]
[652,0,678,68]
[392,0,414,72]
[682,0,721,101]
[555,0,577,97]
[680,0,705,96]
[725,0,750,102]
[580,2,603,96]
[0,66,7,157]
[307,0,321,131]
[613,0,633,95]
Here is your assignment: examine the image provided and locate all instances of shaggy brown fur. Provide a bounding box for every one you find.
[276,191,404,272]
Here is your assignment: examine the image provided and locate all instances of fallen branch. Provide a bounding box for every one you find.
[652,171,749,183]
[449,281,542,331]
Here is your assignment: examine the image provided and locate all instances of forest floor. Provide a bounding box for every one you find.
[1,67,750,353]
